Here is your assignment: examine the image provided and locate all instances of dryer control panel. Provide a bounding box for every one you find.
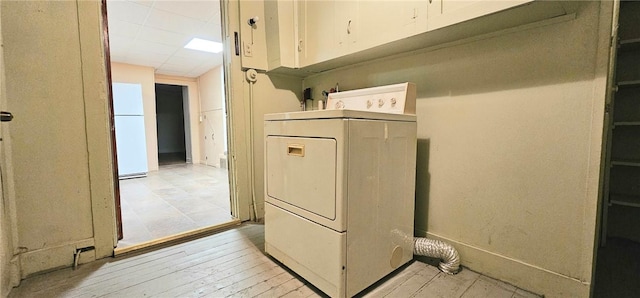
[326,82,416,115]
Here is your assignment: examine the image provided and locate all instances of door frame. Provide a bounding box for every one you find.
[103,1,244,244]
[220,0,251,221]
[101,0,123,241]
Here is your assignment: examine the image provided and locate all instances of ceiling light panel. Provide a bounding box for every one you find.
[184,38,222,53]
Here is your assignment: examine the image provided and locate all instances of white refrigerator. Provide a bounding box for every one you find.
[113,83,148,178]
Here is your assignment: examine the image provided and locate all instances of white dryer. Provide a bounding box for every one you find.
[264,83,417,297]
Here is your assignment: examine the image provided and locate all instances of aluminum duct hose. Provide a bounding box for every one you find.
[414,237,460,275]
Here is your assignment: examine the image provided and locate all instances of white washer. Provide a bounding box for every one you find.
[264,83,417,297]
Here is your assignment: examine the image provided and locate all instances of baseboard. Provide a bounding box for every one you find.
[19,239,96,278]
[416,230,590,297]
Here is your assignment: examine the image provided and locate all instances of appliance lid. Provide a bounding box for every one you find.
[264,109,416,122]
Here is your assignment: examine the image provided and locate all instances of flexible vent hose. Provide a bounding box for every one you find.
[414,237,461,275]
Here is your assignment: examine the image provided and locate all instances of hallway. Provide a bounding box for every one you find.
[118,164,234,248]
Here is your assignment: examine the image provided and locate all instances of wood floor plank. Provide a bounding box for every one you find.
[253,275,305,298]
[54,238,264,297]
[460,275,516,298]
[13,224,261,295]
[234,271,294,297]
[362,261,432,297]
[196,265,285,297]
[189,254,283,296]
[382,263,440,297]
[103,247,267,297]
[512,288,541,298]
[280,284,322,298]
[42,236,256,297]
[162,251,277,297]
[8,224,541,298]
[411,268,480,298]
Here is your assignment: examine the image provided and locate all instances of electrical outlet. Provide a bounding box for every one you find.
[243,42,253,57]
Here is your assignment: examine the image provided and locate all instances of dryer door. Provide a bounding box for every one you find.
[266,136,337,220]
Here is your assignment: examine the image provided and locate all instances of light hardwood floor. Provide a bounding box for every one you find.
[8,224,540,298]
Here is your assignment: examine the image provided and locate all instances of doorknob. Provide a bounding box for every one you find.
[0,111,13,122]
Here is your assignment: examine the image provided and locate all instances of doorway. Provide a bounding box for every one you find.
[594,0,640,296]
[104,0,240,251]
[155,84,189,166]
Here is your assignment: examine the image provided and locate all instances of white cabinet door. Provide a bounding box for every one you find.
[298,0,337,67]
[428,0,534,31]
[334,0,358,55]
[358,1,427,51]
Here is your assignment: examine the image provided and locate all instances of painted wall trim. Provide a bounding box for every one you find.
[420,230,590,297]
[19,238,96,278]
[77,0,117,260]
[224,0,252,221]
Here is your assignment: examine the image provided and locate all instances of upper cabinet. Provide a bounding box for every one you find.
[427,0,533,31]
[297,0,338,67]
[298,0,428,68]
[265,0,568,73]
[265,0,298,70]
[334,0,358,55]
[357,1,428,52]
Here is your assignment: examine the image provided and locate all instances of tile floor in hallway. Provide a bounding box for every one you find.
[118,163,234,248]
[8,224,541,298]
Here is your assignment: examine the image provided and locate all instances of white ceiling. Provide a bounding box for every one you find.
[106,0,223,78]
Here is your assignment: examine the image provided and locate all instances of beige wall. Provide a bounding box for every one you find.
[226,0,302,220]
[110,63,159,171]
[302,2,609,296]
[0,2,16,294]
[1,0,116,278]
[155,74,201,165]
[248,73,303,218]
[198,66,226,167]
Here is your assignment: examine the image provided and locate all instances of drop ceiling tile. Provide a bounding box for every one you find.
[162,55,201,68]
[137,26,191,47]
[172,48,217,59]
[129,40,178,55]
[109,43,131,57]
[191,23,223,43]
[152,1,218,22]
[109,55,129,63]
[208,10,222,24]
[107,0,224,77]
[126,50,170,64]
[108,34,136,46]
[129,0,153,7]
[124,57,162,68]
[106,0,151,25]
[108,35,136,57]
[108,19,141,39]
[144,8,207,35]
